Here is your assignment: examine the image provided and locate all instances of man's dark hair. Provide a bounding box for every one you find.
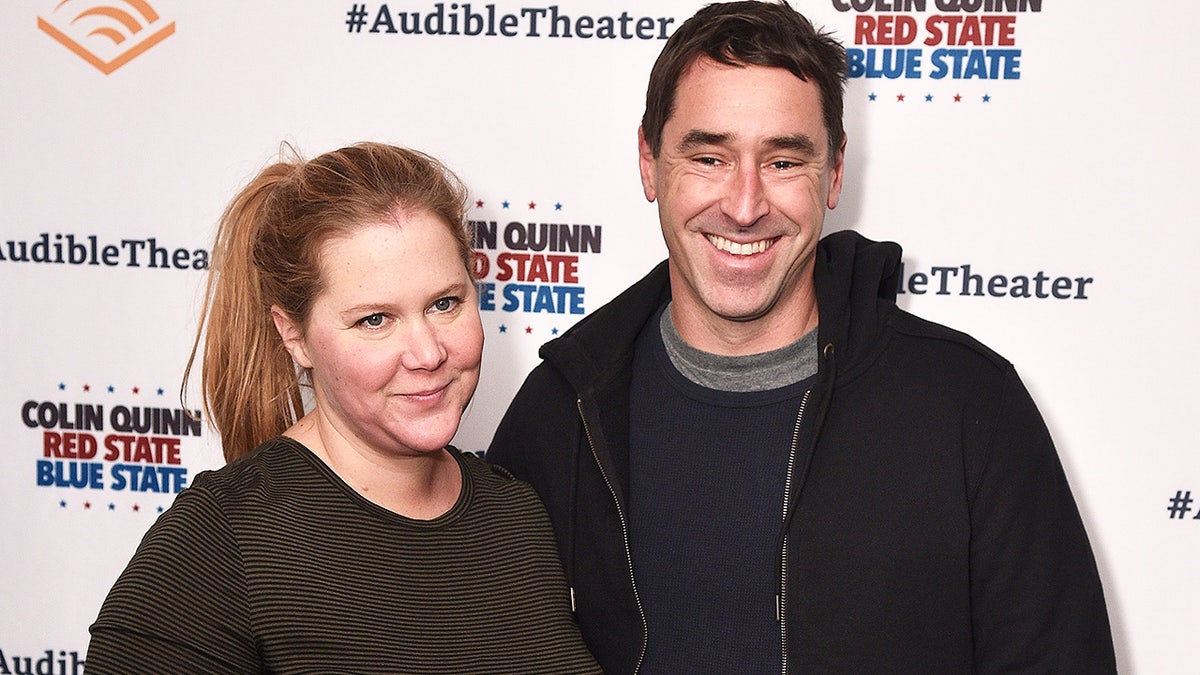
[641,1,847,160]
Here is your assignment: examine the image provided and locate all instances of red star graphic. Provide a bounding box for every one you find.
[896,93,905,102]
[475,200,484,208]
[132,386,140,394]
[84,502,92,509]
[954,94,962,102]
[83,384,90,392]
[133,504,141,512]
[528,201,536,210]
[525,326,533,334]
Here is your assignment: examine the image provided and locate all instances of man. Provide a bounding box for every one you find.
[487,2,1116,672]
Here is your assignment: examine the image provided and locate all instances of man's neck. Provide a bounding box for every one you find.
[668,297,819,356]
[659,304,818,391]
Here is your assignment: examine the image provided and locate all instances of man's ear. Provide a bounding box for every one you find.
[637,125,658,203]
[271,306,313,369]
[827,134,847,210]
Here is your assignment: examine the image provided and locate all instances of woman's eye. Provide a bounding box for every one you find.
[432,297,461,313]
[358,313,387,328]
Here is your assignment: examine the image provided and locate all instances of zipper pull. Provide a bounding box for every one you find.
[775,593,781,622]
[570,586,577,613]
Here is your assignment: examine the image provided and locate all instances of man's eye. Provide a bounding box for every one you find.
[358,313,387,328]
[770,160,798,170]
[695,156,721,166]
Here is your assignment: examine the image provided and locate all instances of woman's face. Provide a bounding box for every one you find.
[280,210,483,457]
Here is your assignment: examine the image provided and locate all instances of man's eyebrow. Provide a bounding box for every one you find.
[677,130,732,152]
[764,133,818,155]
[675,130,820,156]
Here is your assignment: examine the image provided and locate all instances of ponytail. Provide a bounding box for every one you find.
[183,162,304,462]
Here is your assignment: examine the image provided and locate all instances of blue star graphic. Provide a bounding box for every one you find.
[107,385,115,393]
[108,503,116,511]
[982,94,991,103]
[502,200,510,209]
[551,328,560,335]
[925,94,933,102]
[499,325,508,333]
[157,388,165,395]
[60,500,67,508]
[58,382,66,391]
[158,506,165,513]
[868,92,877,101]
[555,203,563,211]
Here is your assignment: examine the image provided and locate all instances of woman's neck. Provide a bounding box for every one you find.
[284,411,463,520]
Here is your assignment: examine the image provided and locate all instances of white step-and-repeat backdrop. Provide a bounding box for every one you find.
[2,1,1196,671]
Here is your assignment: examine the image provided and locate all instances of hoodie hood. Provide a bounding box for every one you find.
[813,229,903,368]
[539,260,672,395]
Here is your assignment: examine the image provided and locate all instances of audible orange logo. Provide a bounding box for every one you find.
[38,0,175,75]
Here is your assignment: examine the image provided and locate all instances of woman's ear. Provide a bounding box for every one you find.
[271,306,313,369]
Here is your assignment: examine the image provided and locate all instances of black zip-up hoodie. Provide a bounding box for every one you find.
[487,230,1115,674]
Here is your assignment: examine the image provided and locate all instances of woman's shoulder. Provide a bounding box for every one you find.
[185,436,324,510]
[453,447,547,511]
[454,447,512,478]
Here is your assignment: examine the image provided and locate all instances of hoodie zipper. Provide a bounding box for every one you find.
[578,398,648,674]
[779,389,811,674]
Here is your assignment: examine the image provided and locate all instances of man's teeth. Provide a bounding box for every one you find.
[706,234,772,256]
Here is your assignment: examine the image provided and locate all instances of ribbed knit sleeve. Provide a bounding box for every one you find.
[87,483,258,672]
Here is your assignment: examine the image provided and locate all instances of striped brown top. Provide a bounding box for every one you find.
[87,437,600,673]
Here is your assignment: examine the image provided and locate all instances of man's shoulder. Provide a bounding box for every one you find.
[531,261,670,389]
[885,305,1014,376]
[548,261,670,346]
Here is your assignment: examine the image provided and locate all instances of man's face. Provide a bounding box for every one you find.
[639,57,845,355]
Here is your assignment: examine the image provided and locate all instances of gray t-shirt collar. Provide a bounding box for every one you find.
[659,302,818,393]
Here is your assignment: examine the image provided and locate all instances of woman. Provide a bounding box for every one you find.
[87,143,600,673]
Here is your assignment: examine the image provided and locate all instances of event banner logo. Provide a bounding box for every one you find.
[23,381,203,513]
[0,648,84,675]
[834,0,1042,86]
[38,0,175,75]
[469,196,601,337]
[0,232,209,270]
[1167,490,1200,523]
[344,2,676,39]
[895,262,1093,300]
